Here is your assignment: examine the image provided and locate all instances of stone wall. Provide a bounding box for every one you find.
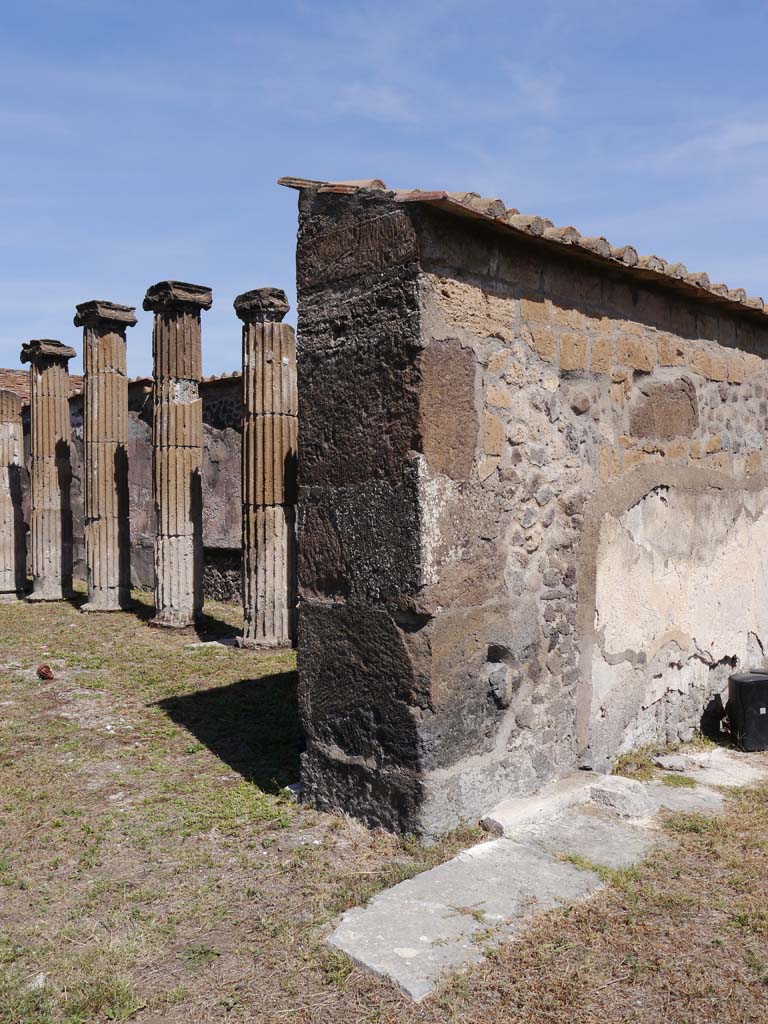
[293,183,768,837]
[22,374,243,601]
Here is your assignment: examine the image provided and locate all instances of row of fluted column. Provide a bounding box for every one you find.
[0,282,298,647]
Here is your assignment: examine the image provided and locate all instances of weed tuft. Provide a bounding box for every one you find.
[318,948,355,988]
[661,773,697,788]
[663,812,721,835]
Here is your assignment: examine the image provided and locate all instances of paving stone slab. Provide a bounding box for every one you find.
[644,780,725,815]
[515,804,662,869]
[328,838,601,1001]
[682,747,768,788]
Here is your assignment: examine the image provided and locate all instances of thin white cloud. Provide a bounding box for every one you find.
[501,61,565,117]
[0,107,71,134]
[648,118,768,170]
[332,81,418,124]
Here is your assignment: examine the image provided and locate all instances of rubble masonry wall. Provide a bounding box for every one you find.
[295,188,768,836]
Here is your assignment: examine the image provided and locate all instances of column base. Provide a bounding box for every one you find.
[80,599,134,614]
[0,591,26,603]
[149,611,199,630]
[236,634,295,652]
[27,590,76,603]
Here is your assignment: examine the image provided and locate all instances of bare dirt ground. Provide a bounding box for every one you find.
[1,591,767,1023]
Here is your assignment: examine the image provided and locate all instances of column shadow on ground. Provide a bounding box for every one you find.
[154,670,302,790]
[193,609,241,639]
[127,596,241,638]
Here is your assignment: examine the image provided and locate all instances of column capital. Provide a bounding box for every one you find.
[20,339,77,366]
[234,287,290,324]
[74,300,137,330]
[143,280,212,313]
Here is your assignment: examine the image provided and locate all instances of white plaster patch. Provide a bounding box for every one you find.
[415,455,465,587]
[590,485,768,760]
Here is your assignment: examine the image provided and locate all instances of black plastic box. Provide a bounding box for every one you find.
[727,672,768,752]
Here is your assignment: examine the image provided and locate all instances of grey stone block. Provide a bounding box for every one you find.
[516,804,662,869]
[653,754,689,772]
[588,775,654,818]
[328,838,601,1002]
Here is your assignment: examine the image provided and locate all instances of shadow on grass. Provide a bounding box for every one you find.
[131,598,155,623]
[128,593,241,638]
[194,609,240,640]
[154,671,302,790]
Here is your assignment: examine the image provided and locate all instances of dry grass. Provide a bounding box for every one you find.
[0,590,478,1023]
[1,591,767,1023]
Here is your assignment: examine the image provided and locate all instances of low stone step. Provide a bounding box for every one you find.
[329,749,766,1003]
[482,770,657,835]
[514,803,662,869]
[328,838,601,1002]
[480,772,594,835]
[681,746,768,788]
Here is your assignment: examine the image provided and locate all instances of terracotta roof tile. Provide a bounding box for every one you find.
[278,176,767,320]
[0,368,83,404]
[0,369,241,406]
[126,372,242,388]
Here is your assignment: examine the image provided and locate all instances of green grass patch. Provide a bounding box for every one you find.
[177,944,221,965]
[0,978,53,1024]
[61,977,143,1023]
[663,811,721,834]
[661,773,696,788]
[174,780,291,835]
[559,853,641,890]
[317,948,355,988]
[731,906,768,935]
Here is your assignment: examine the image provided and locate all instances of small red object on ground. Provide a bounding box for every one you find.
[36,665,54,681]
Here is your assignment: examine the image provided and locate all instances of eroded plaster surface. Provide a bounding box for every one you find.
[589,484,768,764]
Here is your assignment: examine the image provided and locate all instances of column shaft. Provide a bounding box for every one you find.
[235,288,298,648]
[143,282,211,628]
[75,301,136,611]
[0,389,26,599]
[20,340,76,601]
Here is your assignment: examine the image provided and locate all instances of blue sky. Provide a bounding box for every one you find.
[2,0,768,377]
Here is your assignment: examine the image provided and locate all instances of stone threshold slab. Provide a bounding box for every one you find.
[327,748,767,1002]
[328,837,602,1002]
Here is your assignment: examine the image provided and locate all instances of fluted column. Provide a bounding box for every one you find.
[74,300,137,612]
[20,339,76,601]
[234,288,297,648]
[143,280,212,628]
[0,389,26,600]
